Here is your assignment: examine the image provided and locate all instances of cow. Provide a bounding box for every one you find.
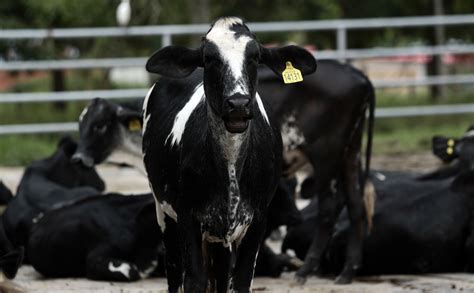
[0,181,13,205]
[27,193,164,281]
[72,98,144,172]
[142,16,316,292]
[259,60,375,284]
[1,136,105,257]
[285,128,474,276]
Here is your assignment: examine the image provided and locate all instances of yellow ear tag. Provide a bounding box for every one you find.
[282,61,303,84]
[447,147,454,155]
[128,119,142,132]
[447,139,455,147]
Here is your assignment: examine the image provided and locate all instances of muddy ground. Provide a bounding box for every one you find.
[2,152,471,293]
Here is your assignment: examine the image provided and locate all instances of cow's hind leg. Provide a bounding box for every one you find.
[295,187,343,284]
[232,219,267,293]
[163,216,183,293]
[336,139,367,284]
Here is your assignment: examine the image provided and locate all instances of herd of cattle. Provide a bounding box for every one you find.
[0,16,473,292]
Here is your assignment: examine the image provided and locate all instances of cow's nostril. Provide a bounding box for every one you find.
[228,98,250,110]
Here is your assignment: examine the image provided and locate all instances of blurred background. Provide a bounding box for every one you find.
[0,0,473,166]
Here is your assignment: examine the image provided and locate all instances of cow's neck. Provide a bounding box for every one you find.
[106,125,146,174]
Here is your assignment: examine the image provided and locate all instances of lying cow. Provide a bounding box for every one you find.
[2,136,105,254]
[143,17,315,292]
[285,129,474,276]
[27,193,163,281]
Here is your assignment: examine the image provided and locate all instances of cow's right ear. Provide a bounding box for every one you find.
[146,46,202,78]
[432,136,459,163]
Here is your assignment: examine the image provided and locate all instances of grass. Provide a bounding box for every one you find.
[0,135,64,166]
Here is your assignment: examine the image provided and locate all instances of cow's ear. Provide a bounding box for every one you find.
[260,45,317,78]
[57,135,78,157]
[432,136,459,163]
[146,46,202,78]
[116,107,143,132]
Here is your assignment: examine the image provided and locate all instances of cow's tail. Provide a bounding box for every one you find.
[363,82,376,232]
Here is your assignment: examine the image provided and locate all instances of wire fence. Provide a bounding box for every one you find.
[1,14,474,135]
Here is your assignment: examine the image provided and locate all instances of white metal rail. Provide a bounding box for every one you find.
[1,14,474,135]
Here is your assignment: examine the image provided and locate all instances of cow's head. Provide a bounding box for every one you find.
[422,126,474,193]
[146,16,316,133]
[72,98,142,167]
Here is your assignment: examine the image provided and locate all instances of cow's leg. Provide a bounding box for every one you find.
[336,142,366,284]
[209,243,232,293]
[178,215,207,292]
[163,216,183,293]
[295,187,343,284]
[231,218,266,293]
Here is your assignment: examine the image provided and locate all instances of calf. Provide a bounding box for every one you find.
[142,17,316,292]
[27,193,163,281]
[259,60,375,284]
[72,98,144,172]
[2,136,105,252]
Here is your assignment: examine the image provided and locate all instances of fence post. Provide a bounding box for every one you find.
[337,26,347,62]
[162,33,172,47]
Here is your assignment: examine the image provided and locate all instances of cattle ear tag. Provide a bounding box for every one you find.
[282,61,303,84]
[128,119,142,132]
[446,139,455,155]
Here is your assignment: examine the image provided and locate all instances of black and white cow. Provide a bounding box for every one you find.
[27,193,164,281]
[2,136,105,252]
[259,60,375,284]
[142,17,316,292]
[72,98,144,172]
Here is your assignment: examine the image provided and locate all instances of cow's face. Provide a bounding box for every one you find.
[72,98,141,167]
[146,16,316,133]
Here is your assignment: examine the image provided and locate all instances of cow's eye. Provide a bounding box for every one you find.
[93,125,107,134]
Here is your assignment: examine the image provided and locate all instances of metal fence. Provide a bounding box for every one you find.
[1,14,474,135]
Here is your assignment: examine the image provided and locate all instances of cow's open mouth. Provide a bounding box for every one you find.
[224,117,250,133]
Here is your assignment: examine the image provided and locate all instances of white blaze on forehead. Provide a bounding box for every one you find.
[206,18,252,95]
[166,83,205,147]
[79,106,89,122]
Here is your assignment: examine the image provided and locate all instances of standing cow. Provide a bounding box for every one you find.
[142,17,316,292]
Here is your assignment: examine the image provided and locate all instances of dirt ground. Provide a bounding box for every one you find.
[2,152,470,293]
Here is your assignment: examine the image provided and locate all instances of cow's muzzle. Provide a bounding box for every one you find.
[71,152,94,168]
[223,96,253,133]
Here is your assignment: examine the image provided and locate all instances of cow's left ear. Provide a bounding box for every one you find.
[146,45,202,78]
[116,107,143,132]
[260,45,317,77]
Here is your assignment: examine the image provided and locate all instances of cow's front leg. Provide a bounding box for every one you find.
[178,214,207,293]
[231,218,266,293]
[163,216,183,293]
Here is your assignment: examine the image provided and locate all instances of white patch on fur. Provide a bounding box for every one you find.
[142,83,156,135]
[108,262,131,279]
[206,18,251,96]
[464,130,474,138]
[151,188,166,233]
[166,83,205,147]
[256,93,270,125]
[161,201,178,221]
[374,172,386,181]
[79,106,89,122]
[281,113,305,151]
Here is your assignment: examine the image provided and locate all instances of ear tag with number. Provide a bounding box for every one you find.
[282,61,303,84]
[128,119,142,132]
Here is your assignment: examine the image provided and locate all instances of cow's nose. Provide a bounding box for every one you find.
[71,152,94,168]
[227,98,250,111]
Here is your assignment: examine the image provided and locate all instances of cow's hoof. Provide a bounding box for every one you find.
[334,274,352,285]
[294,275,307,285]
